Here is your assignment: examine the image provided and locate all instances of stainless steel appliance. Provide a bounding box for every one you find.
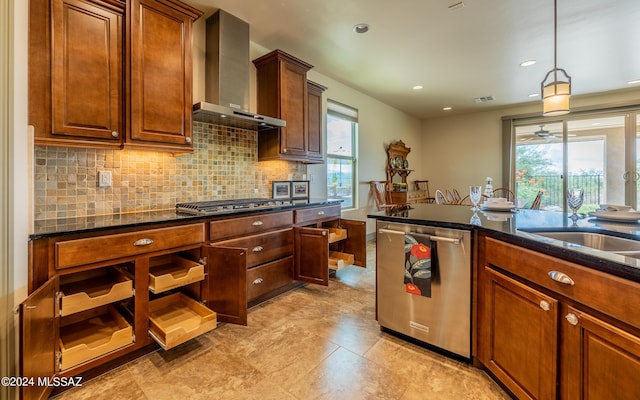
[376,220,471,359]
[176,198,296,215]
[192,10,286,130]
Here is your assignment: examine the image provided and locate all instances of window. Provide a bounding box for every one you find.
[508,108,639,211]
[326,101,358,209]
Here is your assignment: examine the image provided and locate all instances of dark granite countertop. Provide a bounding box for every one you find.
[368,204,640,282]
[31,198,341,239]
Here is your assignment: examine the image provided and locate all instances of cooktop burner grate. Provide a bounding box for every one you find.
[176,198,293,215]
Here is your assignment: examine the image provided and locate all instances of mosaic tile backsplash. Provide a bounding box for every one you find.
[34,122,307,220]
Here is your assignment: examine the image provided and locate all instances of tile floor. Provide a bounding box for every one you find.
[53,242,512,400]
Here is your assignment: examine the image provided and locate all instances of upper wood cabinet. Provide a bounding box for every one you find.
[31,0,124,149]
[253,50,326,163]
[306,80,327,162]
[28,0,202,153]
[127,0,201,152]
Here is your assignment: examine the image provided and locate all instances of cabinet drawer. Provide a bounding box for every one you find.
[294,205,340,225]
[149,255,205,294]
[59,267,133,317]
[214,228,293,268]
[247,257,294,301]
[485,237,640,329]
[59,306,133,371]
[55,223,205,269]
[149,293,217,350]
[209,211,293,241]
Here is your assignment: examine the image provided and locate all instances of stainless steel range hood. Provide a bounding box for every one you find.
[192,10,285,130]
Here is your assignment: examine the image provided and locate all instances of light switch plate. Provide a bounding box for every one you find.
[98,170,112,187]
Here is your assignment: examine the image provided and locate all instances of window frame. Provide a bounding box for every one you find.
[326,100,358,210]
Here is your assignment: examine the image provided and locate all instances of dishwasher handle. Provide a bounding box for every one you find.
[378,228,462,244]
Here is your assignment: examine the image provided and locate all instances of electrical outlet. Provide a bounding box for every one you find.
[98,170,112,188]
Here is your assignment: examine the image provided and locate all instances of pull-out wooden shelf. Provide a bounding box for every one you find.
[328,228,347,243]
[149,255,204,294]
[149,293,217,350]
[329,251,355,270]
[59,307,133,371]
[59,267,133,317]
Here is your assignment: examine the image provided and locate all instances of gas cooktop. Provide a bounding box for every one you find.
[176,198,295,215]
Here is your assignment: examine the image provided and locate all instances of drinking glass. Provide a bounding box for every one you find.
[470,185,482,210]
[567,188,584,220]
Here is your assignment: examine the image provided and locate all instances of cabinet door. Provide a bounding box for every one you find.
[478,267,558,400]
[203,245,247,325]
[306,80,326,162]
[336,218,367,268]
[294,226,329,286]
[20,277,58,400]
[129,0,198,149]
[279,61,308,157]
[562,305,640,400]
[51,0,123,144]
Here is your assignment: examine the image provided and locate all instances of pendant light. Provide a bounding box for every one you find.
[541,0,571,116]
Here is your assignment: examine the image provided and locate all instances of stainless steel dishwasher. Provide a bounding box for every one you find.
[376,220,472,359]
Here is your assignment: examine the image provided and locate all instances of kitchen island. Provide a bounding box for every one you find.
[368,203,640,400]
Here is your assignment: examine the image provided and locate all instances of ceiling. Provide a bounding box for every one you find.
[182,0,640,119]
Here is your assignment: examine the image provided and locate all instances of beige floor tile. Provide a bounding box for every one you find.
[288,347,409,400]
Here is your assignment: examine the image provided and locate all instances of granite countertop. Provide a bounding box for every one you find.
[368,203,640,282]
[31,198,341,239]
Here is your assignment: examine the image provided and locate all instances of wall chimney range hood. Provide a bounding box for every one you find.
[192,10,285,130]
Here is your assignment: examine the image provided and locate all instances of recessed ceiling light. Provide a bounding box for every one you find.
[443,107,452,111]
[528,93,540,98]
[412,85,423,90]
[352,23,370,34]
[520,60,537,67]
[628,79,640,85]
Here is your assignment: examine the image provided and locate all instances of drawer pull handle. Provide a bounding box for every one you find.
[253,278,264,285]
[548,271,574,285]
[317,211,325,216]
[134,238,154,246]
[539,300,550,311]
[565,313,579,326]
[252,221,264,226]
[111,131,119,138]
[252,246,264,252]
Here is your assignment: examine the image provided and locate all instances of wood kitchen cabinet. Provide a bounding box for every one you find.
[126,0,201,152]
[206,205,366,325]
[21,222,213,400]
[28,0,202,153]
[306,80,327,162]
[478,266,559,400]
[253,50,326,163]
[477,235,640,400]
[30,0,124,148]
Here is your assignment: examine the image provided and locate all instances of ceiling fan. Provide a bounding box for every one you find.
[521,125,562,142]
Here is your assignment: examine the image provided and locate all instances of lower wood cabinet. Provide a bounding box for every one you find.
[21,223,212,400]
[561,304,640,400]
[478,235,640,400]
[478,266,558,400]
[206,205,367,325]
[22,206,366,399]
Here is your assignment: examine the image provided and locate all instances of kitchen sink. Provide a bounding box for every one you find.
[523,231,640,252]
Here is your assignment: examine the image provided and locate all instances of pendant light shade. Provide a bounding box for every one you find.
[541,0,571,116]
